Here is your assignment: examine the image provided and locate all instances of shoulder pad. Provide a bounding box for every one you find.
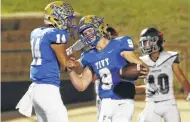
[156,51,179,66]
[139,55,155,67]
[166,51,178,56]
[115,36,131,41]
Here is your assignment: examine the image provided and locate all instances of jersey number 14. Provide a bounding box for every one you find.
[31,38,42,65]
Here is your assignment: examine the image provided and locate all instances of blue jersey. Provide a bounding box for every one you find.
[30,27,68,87]
[80,36,135,99]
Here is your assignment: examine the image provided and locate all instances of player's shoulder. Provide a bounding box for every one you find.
[159,51,179,60]
[80,48,94,57]
[113,36,134,50]
[81,48,95,57]
[32,27,67,35]
[114,36,133,43]
[80,49,96,65]
[165,51,178,56]
[45,28,67,35]
[79,49,91,67]
[157,51,180,65]
[140,51,178,60]
[31,27,65,36]
[139,54,148,60]
[139,54,150,62]
[31,27,43,36]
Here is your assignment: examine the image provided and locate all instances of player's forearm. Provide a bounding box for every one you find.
[58,55,68,70]
[51,44,68,70]
[68,71,85,91]
[135,85,146,92]
[122,51,144,65]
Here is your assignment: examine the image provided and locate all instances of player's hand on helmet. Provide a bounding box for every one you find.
[186,92,190,101]
[139,64,149,79]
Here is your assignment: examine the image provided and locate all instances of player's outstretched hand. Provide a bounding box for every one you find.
[186,92,190,101]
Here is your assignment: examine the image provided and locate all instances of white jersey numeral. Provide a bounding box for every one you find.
[56,34,66,43]
[31,38,42,65]
[148,73,169,94]
[99,68,113,90]
[157,73,169,94]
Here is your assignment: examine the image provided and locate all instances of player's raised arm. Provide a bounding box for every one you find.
[67,58,93,91]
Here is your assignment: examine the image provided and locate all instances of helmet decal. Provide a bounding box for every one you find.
[78,15,105,47]
[44,1,75,30]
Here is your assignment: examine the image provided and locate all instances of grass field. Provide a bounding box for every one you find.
[2,0,190,43]
[2,100,190,122]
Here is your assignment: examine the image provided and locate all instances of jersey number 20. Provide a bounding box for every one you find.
[148,73,169,94]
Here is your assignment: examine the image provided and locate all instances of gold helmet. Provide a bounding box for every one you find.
[78,15,104,47]
[44,1,75,29]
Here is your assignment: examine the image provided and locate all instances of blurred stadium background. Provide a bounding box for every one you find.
[1,0,190,122]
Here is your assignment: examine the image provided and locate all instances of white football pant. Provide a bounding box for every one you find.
[138,99,181,122]
[31,83,68,122]
[98,98,134,122]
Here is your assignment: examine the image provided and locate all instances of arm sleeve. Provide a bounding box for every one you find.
[48,29,68,44]
[173,53,180,64]
[120,36,135,52]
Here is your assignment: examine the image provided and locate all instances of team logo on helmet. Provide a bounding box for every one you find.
[44,1,75,30]
[78,15,104,47]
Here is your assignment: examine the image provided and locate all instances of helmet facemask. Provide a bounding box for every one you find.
[78,15,104,47]
[139,36,160,55]
[79,25,102,47]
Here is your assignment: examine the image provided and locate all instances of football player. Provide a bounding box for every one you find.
[16,1,75,122]
[136,28,190,122]
[67,15,149,122]
[94,25,119,119]
[66,25,119,119]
